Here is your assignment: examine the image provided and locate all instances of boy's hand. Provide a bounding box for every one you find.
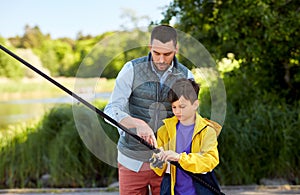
[158,150,181,162]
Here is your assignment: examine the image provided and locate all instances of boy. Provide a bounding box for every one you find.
[151,78,222,195]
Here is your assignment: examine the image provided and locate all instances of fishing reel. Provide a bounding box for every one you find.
[149,156,164,169]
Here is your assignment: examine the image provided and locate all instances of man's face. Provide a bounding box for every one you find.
[149,39,178,71]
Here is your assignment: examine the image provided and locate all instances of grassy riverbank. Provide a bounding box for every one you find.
[0,102,119,188]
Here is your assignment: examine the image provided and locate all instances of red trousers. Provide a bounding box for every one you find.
[118,163,162,195]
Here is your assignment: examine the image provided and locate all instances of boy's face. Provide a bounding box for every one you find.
[171,96,199,125]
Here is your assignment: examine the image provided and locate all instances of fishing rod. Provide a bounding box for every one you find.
[0,44,154,151]
[0,44,224,195]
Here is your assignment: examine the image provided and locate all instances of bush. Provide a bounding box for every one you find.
[215,82,300,185]
[0,102,118,188]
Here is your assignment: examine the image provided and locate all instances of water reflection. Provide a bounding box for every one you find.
[0,92,111,129]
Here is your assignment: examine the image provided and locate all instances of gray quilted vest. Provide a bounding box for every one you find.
[118,53,189,162]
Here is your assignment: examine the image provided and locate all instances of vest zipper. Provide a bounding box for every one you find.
[154,81,161,131]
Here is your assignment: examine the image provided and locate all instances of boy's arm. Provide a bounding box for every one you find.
[178,127,219,173]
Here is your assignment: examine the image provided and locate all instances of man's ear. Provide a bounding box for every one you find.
[175,44,179,54]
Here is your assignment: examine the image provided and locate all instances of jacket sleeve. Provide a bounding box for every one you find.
[178,126,219,173]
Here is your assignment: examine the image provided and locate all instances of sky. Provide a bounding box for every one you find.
[0,0,173,39]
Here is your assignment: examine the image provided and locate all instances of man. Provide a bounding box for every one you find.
[104,25,193,195]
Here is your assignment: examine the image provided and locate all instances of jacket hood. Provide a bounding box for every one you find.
[202,117,222,137]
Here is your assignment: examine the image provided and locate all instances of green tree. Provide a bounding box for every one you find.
[162,0,300,101]
[20,25,49,49]
[0,37,24,78]
[12,25,77,76]
[75,30,149,78]
[160,0,300,185]
[38,39,76,76]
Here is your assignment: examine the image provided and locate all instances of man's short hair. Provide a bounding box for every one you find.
[168,78,200,103]
[150,25,177,47]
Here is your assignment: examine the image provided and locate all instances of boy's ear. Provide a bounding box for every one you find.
[193,99,199,110]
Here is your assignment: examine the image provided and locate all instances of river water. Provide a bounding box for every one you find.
[0,92,111,130]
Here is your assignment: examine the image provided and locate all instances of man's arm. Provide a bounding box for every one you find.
[104,61,133,135]
[104,62,157,146]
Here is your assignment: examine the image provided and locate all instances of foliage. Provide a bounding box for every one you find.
[197,71,300,185]
[76,30,149,78]
[217,76,300,184]
[36,39,76,76]
[3,25,151,78]
[161,0,300,185]
[21,25,48,49]
[0,103,118,188]
[0,37,25,78]
[162,0,300,101]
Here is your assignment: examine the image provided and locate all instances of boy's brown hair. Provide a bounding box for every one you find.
[168,78,200,104]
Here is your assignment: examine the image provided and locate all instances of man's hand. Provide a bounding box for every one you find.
[120,116,158,147]
[135,120,157,147]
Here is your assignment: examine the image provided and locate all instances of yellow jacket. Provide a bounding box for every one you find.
[151,113,222,195]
